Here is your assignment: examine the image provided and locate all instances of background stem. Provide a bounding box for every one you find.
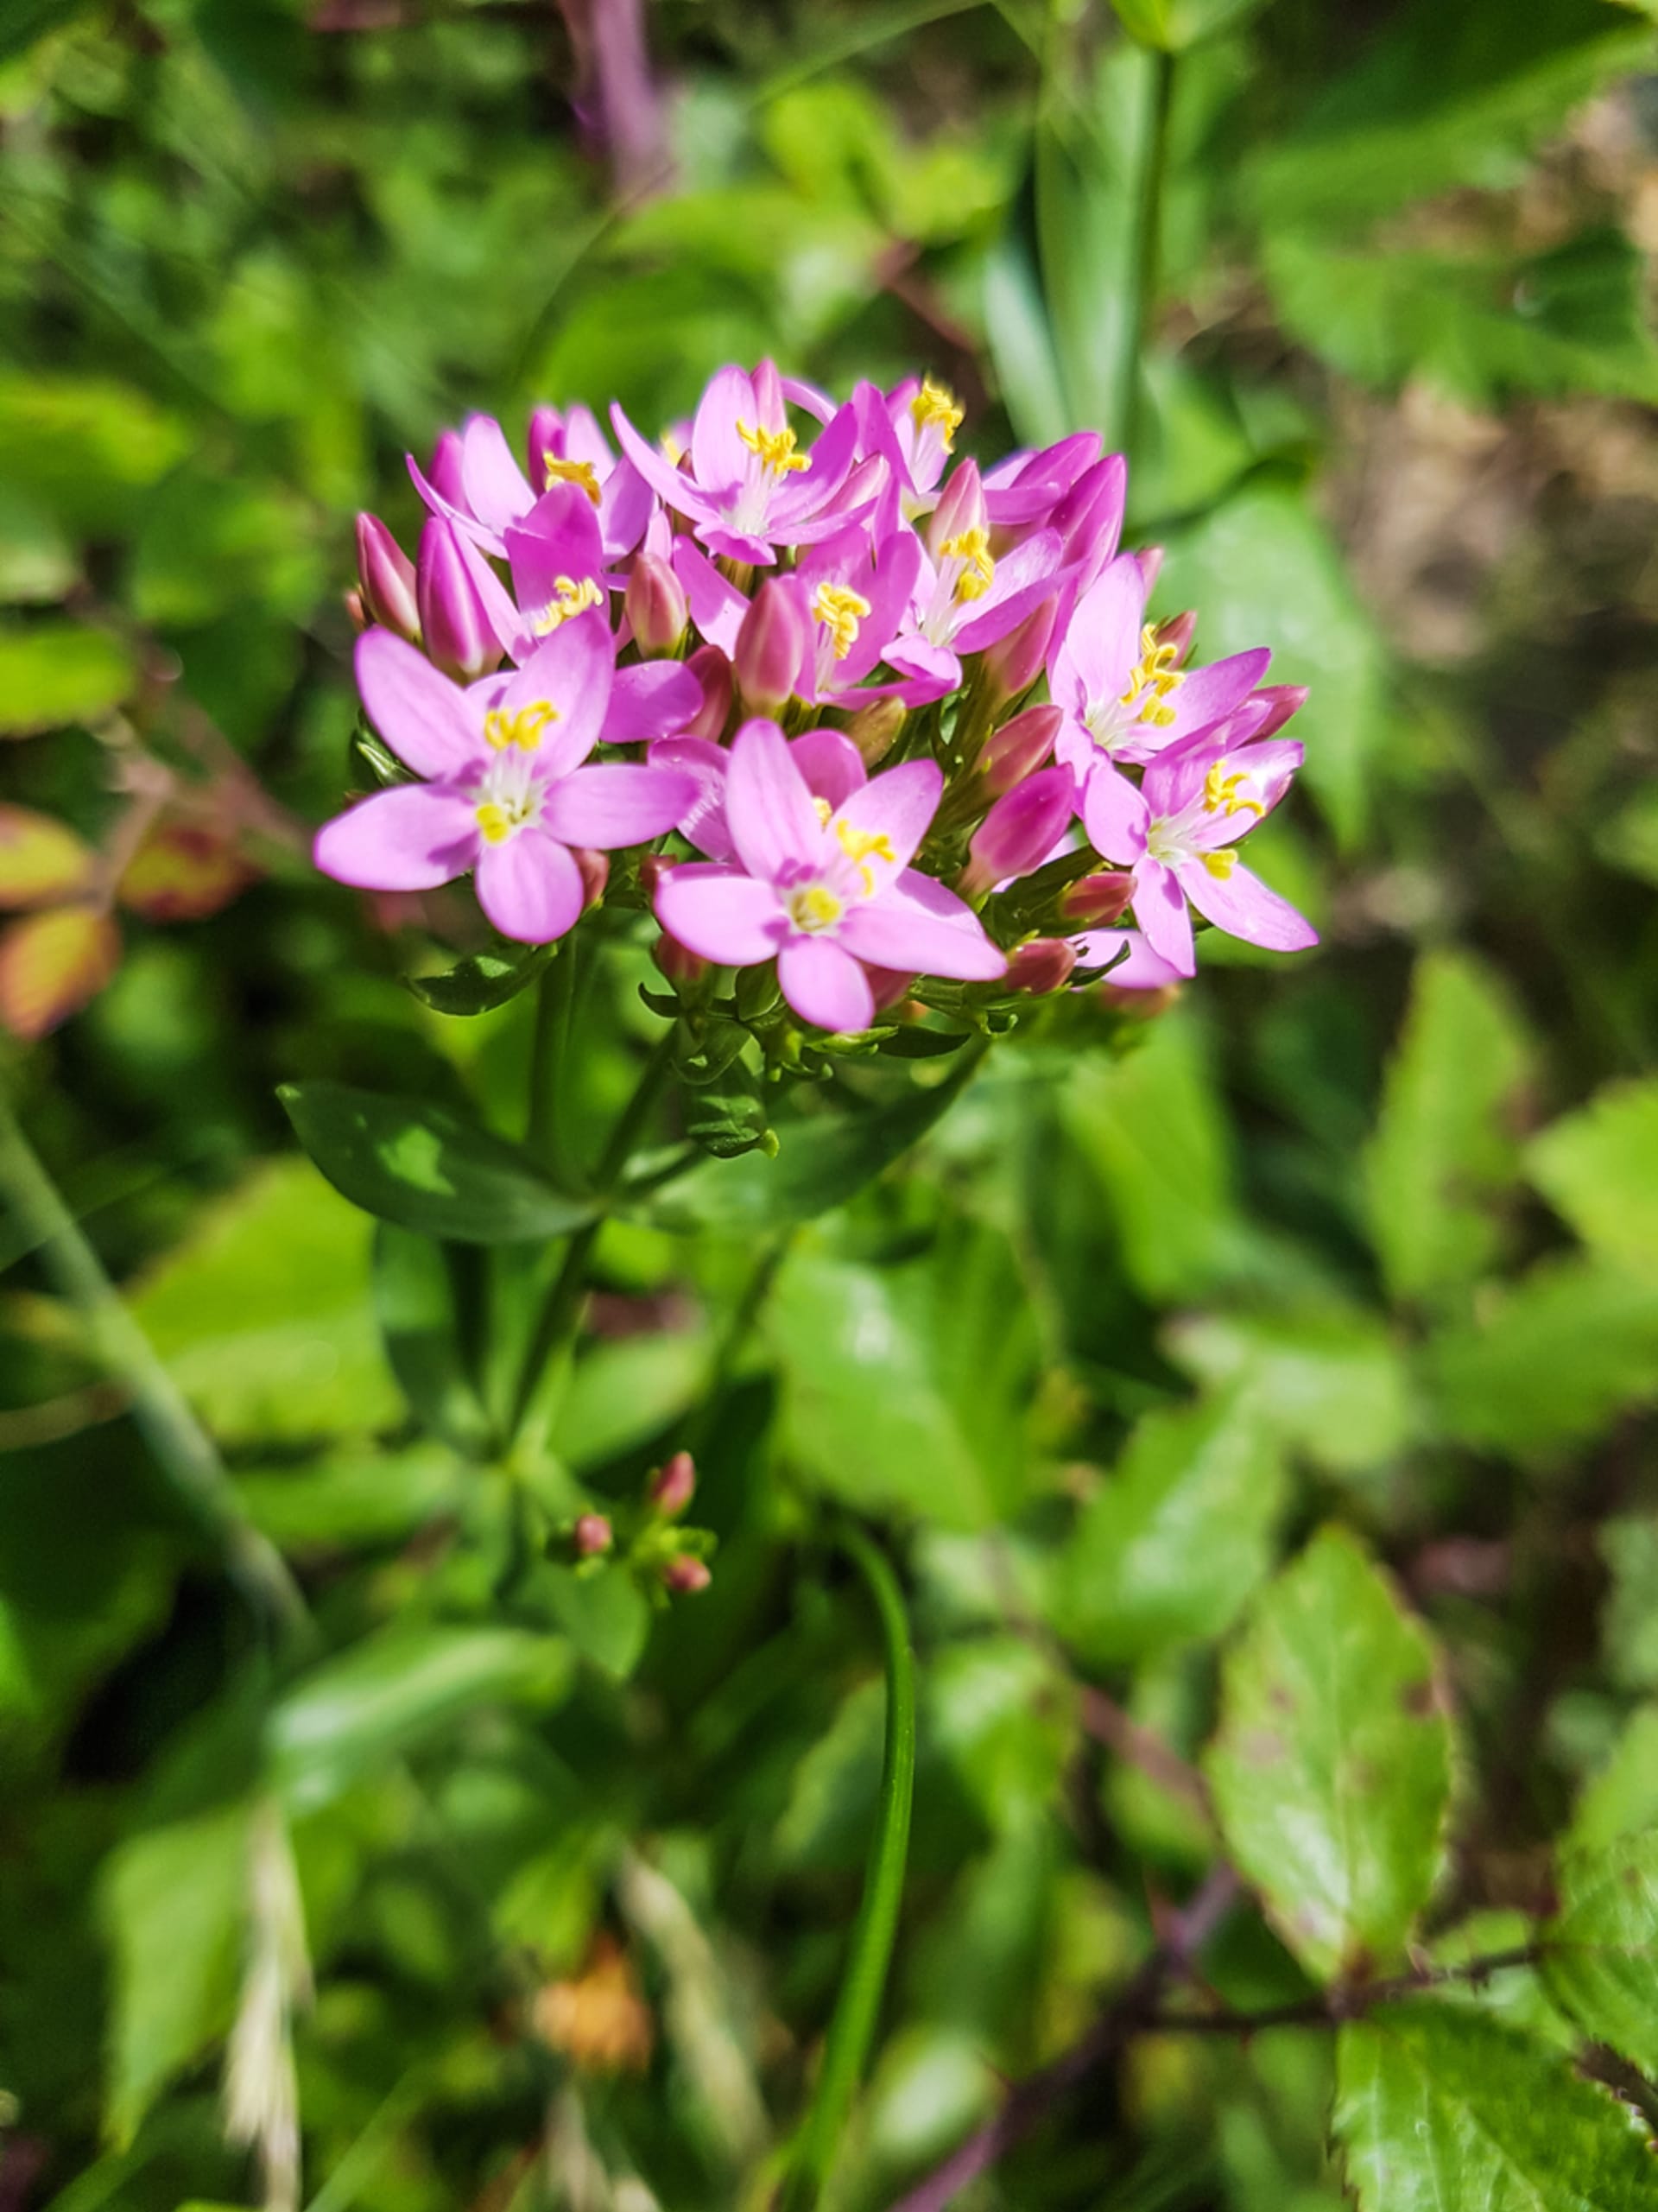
[781,1521,917,2212]
[1118,44,1174,461]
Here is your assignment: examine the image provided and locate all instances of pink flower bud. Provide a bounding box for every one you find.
[573,1513,613,1559]
[982,596,1059,701]
[927,458,986,555]
[1059,870,1135,927]
[344,587,367,631]
[357,514,421,643]
[427,428,467,508]
[845,695,906,767]
[959,768,1077,897]
[638,853,670,898]
[1134,544,1165,593]
[1003,937,1077,995]
[624,551,687,658]
[661,1555,712,1594]
[527,403,561,491]
[685,644,734,742]
[649,1450,696,1518]
[652,929,709,989]
[1251,683,1308,738]
[574,848,609,910]
[417,517,503,682]
[1155,611,1197,663]
[866,964,918,1014]
[978,702,1061,795]
[734,580,807,716]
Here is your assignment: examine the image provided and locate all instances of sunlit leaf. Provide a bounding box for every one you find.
[0,622,137,736]
[0,804,96,910]
[0,903,120,1038]
[117,816,254,923]
[1526,1077,1658,1275]
[1545,1829,1658,2076]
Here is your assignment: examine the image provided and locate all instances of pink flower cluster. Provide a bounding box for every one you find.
[318,360,1315,1031]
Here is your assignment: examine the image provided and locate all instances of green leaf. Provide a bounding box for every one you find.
[1600,1515,1658,1691]
[1427,1258,1658,1457]
[1334,2003,1657,2212]
[557,1330,709,1472]
[1362,949,1531,1306]
[0,622,136,736]
[1111,0,1271,51]
[269,1625,574,1813]
[639,1051,983,1233]
[372,1225,495,1455]
[1165,1306,1413,1476]
[680,1055,770,1159]
[0,374,188,534]
[100,1802,252,2145]
[279,1081,596,1244]
[405,941,555,1017]
[127,1157,402,1444]
[542,1565,651,1681]
[233,1442,464,1550]
[1597,783,1658,889]
[1570,1704,1658,1854]
[1206,1527,1451,1980]
[769,1221,1039,1530]
[1527,1079,1658,1275]
[983,235,1072,452]
[1057,1393,1288,1664]
[1545,1830,1658,2076]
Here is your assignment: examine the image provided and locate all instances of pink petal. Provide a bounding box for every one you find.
[602,660,702,745]
[672,541,747,656]
[1167,648,1272,745]
[314,783,477,891]
[655,862,785,966]
[790,728,866,812]
[724,718,827,884]
[355,630,480,779]
[474,831,584,944]
[1080,764,1150,865]
[608,402,720,525]
[598,457,654,559]
[1175,856,1318,953]
[690,365,756,500]
[777,935,874,1032]
[496,612,613,772]
[541,763,696,849]
[1072,928,1185,989]
[460,415,535,534]
[838,876,1006,982]
[405,451,504,558]
[648,737,733,859]
[1055,555,1144,713]
[1130,857,1195,976]
[834,757,942,884]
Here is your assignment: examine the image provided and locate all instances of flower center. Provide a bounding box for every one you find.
[1201,761,1265,821]
[737,420,808,476]
[786,883,845,933]
[542,455,603,504]
[1200,847,1237,879]
[1117,624,1184,729]
[484,700,558,751]
[909,377,963,450]
[941,526,995,603]
[472,753,543,843]
[812,581,872,660]
[530,575,604,635]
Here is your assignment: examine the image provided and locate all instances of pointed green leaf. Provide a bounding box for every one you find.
[404,941,555,1017]
[1545,1830,1658,2077]
[1527,1078,1658,1274]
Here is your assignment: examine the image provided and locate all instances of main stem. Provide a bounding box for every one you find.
[0,1084,307,1639]
[1117,44,1174,463]
[527,945,580,1181]
[781,1522,917,2212]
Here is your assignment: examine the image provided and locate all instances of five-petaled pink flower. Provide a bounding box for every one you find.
[653,719,1006,1034]
[316,616,695,945]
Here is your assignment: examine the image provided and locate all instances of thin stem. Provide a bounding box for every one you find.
[505,1025,678,1451]
[527,945,580,1182]
[1117,45,1175,462]
[1143,1944,1543,2037]
[0,1084,308,1639]
[781,1522,917,2212]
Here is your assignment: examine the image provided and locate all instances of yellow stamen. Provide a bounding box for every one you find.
[1201,761,1265,821]
[661,429,686,466]
[737,420,809,476]
[530,575,604,635]
[812,581,872,661]
[786,884,844,933]
[909,377,964,450]
[1200,847,1238,880]
[835,819,896,897]
[475,802,513,844]
[1117,623,1184,728]
[542,455,603,505]
[941,526,995,603]
[813,795,833,827]
[484,700,558,752]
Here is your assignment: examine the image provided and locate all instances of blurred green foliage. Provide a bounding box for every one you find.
[5,1,1658,2209]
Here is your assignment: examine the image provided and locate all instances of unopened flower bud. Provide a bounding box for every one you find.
[344,587,367,631]
[1251,683,1308,738]
[624,551,688,658]
[1134,544,1165,593]
[574,848,609,910]
[662,1555,712,1594]
[427,428,467,508]
[734,580,806,716]
[978,702,1061,795]
[527,403,560,491]
[685,644,734,741]
[652,929,709,989]
[866,964,918,1014]
[1003,937,1077,995]
[982,596,1059,701]
[417,517,503,682]
[927,458,986,555]
[1059,870,1136,927]
[573,1512,613,1560]
[649,1450,696,1518]
[845,694,906,768]
[960,767,1077,897]
[1155,611,1197,663]
[356,514,421,643]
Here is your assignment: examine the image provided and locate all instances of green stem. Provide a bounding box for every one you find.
[1118,44,1175,463]
[781,1521,917,2211]
[0,1084,308,1639]
[527,944,580,1182]
[505,1025,678,1451]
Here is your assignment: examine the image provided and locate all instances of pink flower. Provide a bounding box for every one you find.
[983,432,1104,527]
[410,407,651,564]
[1079,732,1316,977]
[653,719,1004,1032]
[1071,929,1186,991]
[887,460,1063,694]
[851,375,965,523]
[315,618,695,944]
[1050,554,1270,778]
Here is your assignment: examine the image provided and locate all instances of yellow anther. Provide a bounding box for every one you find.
[835,819,896,896]
[1200,847,1238,880]
[941,526,995,603]
[1201,762,1265,821]
[530,575,604,635]
[483,700,559,751]
[786,884,844,933]
[475,802,513,844]
[543,455,603,504]
[1117,623,1184,727]
[661,429,686,466]
[737,420,808,476]
[909,377,964,450]
[812,581,872,660]
[813,795,833,827]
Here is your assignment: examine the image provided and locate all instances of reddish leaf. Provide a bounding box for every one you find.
[0,905,121,1039]
[0,805,96,910]
[117,817,253,922]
